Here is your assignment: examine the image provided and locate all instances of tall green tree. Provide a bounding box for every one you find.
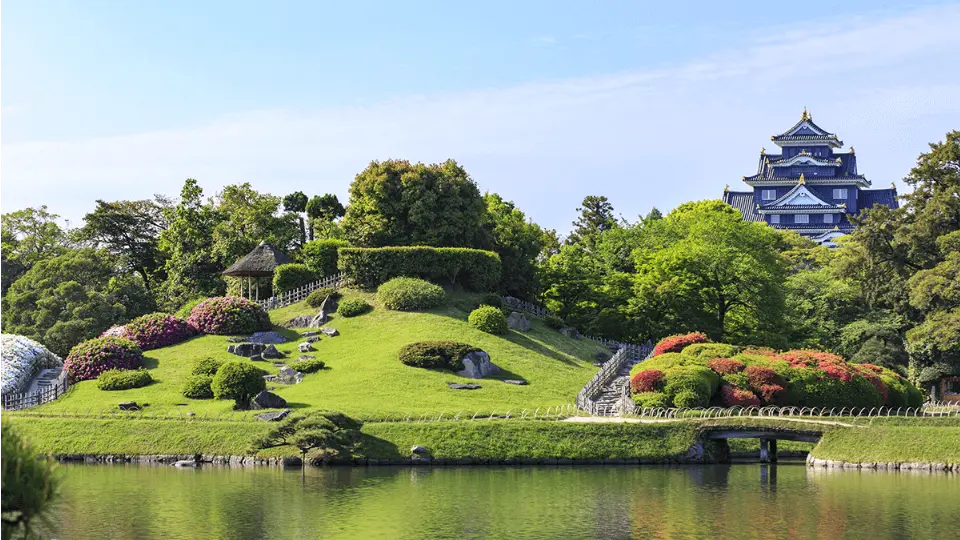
[306,194,346,241]
[566,195,617,250]
[482,193,545,298]
[283,191,309,247]
[211,183,299,265]
[1,206,72,295]
[341,159,490,248]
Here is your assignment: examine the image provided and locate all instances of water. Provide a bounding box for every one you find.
[49,463,959,539]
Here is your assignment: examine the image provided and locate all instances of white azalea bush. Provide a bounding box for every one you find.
[1,334,63,395]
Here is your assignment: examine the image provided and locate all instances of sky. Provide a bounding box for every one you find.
[3,0,960,233]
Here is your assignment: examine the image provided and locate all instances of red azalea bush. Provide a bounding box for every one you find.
[744,365,779,388]
[722,385,761,407]
[818,362,854,383]
[759,384,786,405]
[631,370,666,393]
[857,363,884,374]
[708,358,745,375]
[63,336,143,382]
[121,313,195,350]
[652,332,709,357]
[187,296,272,335]
[779,349,844,368]
[852,364,888,404]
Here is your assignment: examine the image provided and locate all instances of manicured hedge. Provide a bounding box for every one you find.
[301,239,348,277]
[272,263,318,295]
[109,313,195,350]
[468,306,507,334]
[377,277,446,311]
[181,374,214,399]
[191,357,224,376]
[187,296,272,335]
[398,341,479,371]
[96,368,152,391]
[337,298,371,317]
[339,246,501,291]
[63,337,143,382]
[651,332,709,356]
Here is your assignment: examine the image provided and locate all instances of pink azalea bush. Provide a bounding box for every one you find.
[722,385,761,407]
[63,336,143,382]
[187,296,272,335]
[652,332,709,357]
[114,313,195,350]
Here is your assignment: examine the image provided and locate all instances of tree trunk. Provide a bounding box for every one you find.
[298,216,306,247]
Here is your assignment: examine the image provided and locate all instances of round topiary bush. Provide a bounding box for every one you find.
[119,313,195,350]
[673,390,708,408]
[478,293,502,309]
[662,366,718,406]
[211,361,267,409]
[337,298,372,317]
[191,357,224,376]
[544,315,565,330]
[63,337,143,382]
[293,357,326,373]
[652,332,710,357]
[187,296,272,335]
[630,369,666,393]
[306,287,341,308]
[682,343,741,360]
[377,277,446,311]
[398,341,479,371]
[708,358,745,375]
[96,368,152,391]
[469,306,508,334]
[632,392,669,408]
[181,374,215,399]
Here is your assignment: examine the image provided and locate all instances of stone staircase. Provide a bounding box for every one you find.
[587,353,647,416]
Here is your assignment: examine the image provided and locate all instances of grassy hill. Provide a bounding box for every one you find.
[28,290,607,420]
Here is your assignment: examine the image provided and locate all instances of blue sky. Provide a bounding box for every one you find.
[3,0,960,233]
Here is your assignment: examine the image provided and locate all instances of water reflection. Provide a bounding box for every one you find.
[51,463,960,539]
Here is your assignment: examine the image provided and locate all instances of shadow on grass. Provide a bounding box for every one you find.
[502,331,580,366]
[142,357,160,369]
[357,433,402,459]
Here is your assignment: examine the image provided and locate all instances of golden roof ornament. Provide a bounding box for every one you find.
[834,225,840,230]
[840,202,847,209]
[801,107,810,121]
[798,173,806,185]
[891,181,896,189]
[724,184,730,192]
[760,147,766,155]
[849,146,855,154]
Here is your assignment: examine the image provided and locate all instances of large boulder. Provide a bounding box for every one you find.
[298,342,314,353]
[283,315,314,329]
[506,312,531,331]
[559,327,579,339]
[456,351,501,379]
[248,331,287,344]
[251,390,287,409]
[228,343,266,358]
[261,344,283,360]
[255,409,291,422]
[276,366,303,385]
[1,334,63,395]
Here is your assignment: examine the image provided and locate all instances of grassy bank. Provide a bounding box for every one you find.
[811,427,960,463]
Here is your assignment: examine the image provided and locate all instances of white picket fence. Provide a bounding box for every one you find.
[257,273,344,311]
[626,402,960,419]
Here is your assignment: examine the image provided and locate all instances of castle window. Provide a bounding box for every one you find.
[833,188,848,199]
[770,215,780,224]
[795,214,809,224]
[762,189,776,201]
[823,214,833,224]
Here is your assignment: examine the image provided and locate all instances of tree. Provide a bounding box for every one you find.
[566,195,617,250]
[211,361,267,409]
[341,159,490,248]
[841,318,909,371]
[1,206,71,295]
[251,410,363,464]
[306,194,346,241]
[75,198,170,290]
[1,423,59,539]
[157,179,225,310]
[283,191,309,247]
[906,308,960,389]
[211,183,299,264]
[1,248,154,356]
[482,193,545,298]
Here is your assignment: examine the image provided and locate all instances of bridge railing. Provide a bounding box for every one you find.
[626,402,960,419]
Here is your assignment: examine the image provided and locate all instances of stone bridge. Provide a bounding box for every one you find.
[688,426,824,463]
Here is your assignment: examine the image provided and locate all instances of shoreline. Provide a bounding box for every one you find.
[805,455,957,473]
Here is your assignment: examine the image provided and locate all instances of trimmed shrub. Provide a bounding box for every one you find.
[723,372,750,390]
[191,357,224,376]
[398,341,479,371]
[293,357,326,373]
[468,306,508,334]
[338,246,501,291]
[181,374,214,399]
[744,366,780,389]
[211,361,267,409]
[779,349,844,368]
[673,390,708,408]
[682,343,741,359]
[630,369,666,393]
[63,337,143,382]
[337,298,371,317]
[120,313,195,350]
[478,293,503,309]
[544,315,565,330]
[742,346,779,357]
[176,298,206,320]
[187,296,271,335]
[652,332,709,357]
[662,366,719,406]
[632,392,669,408]
[759,384,786,405]
[306,287,341,308]
[377,277,446,311]
[96,368,152,391]
[722,385,761,407]
[708,358,745,375]
[301,239,348,277]
[273,264,318,295]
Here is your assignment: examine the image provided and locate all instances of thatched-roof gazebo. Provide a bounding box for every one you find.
[222,241,293,300]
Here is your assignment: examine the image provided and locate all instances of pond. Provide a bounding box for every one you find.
[50,463,959,539]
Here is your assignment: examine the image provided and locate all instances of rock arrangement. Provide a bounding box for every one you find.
[252,390,287,409]
[456,351,501,379]
[227,342,285,361]
[507,312,531,331]
[806,455,957,472]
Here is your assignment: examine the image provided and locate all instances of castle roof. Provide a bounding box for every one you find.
[771,109,843,147]
[722,191,762,222]
[858,188,899,210]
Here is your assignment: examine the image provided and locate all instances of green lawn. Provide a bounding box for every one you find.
[26,290,606,420]
[811,427,960,463]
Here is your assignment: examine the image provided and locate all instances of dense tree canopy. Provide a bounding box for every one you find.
[1,206,72,295]
[482,193,546,298]
[566,195,617,250]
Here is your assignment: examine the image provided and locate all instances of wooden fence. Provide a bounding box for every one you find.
[2,370,69,411]
[257,273,344,311]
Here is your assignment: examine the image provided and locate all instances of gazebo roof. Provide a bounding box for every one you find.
[222,241,293,277]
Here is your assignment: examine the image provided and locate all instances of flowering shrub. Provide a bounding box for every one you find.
[120,313,195,350]
[744,366,779,388]
[100,325,128,338]
[758,384,786,405]
[1,334,63,394]
[722,385,761,407]
[187,296,272,335]
[652,332,709,356]
[630,370,666,393]
[63,337,143,382]
[818,363,854,383]
[857,363,885,374]
[852,364,888,404]
[708,358,745,375]
[779,349,844,368]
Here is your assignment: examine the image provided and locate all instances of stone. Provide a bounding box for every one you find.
[261,344,283,359]
[252,390,287,409]
[284,315,314,329]
[503,296,522,309]
[298,342,314,353]
[173,459,198,468]
[226,337,247,343]
[262,375,277,383]
[118,401,140,411]
[309,302,328,327]
[255,409,291,422]
[506,311,531,331]
[411,445,429,455]
[320,327,339,337]
[298,355,315,361]
[229,342,266,358]
[248,331,288,344]
[306,336,321,343]
[282,456,303,467]
[501,379,528,385]
[559,327,579,339]
[276,366,303,385]
[456,350,500,379]
[448,383,482,390]
[186,412,196,417]
[300,331,320,337]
